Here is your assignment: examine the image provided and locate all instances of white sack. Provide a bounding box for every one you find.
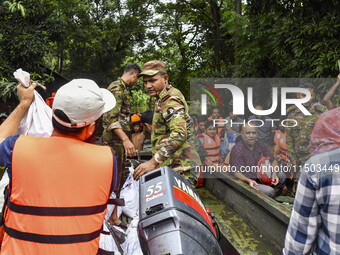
[13,68,30,87]
[122,218,143,255]
[120,167,139,218]
[99,192,124,254]
[14,68,53,137]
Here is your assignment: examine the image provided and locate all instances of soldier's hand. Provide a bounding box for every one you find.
[133,158,159,181]
[123,139,136,157]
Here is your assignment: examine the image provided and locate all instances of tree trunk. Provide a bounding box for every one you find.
[234,0,241,75]
[208,0,222,73]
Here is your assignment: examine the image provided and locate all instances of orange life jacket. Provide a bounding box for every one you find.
[45,97,54,108]
[273,130,288,163]
[1,135,114,255]
[208,116,224,138]
[201,133,221,164]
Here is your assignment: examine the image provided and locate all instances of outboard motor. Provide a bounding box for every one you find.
[138,167,222,255]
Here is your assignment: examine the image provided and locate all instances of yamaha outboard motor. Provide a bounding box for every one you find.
[138,167,222,255]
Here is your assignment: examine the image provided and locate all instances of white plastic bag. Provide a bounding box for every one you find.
[122,218,143,255]
[13,68,30,87]
[99,222,124,255]
[99,192,124,254]
[120,167,139,218]
[0,171,9,208]
[104,192,123,222]
[13,68,53,137]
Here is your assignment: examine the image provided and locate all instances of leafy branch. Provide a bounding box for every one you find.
[4,0,26,17]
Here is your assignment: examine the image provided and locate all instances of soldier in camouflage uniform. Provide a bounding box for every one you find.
[101,63,141,228]
[286,82,326,195]
[133,60,201,180]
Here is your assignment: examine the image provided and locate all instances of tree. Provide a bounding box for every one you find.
[235,0,340,78]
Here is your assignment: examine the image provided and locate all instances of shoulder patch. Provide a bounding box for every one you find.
[167,107,175,115]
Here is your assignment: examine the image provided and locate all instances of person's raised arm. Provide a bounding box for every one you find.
[320,74,340,110]
[0,83,35,143]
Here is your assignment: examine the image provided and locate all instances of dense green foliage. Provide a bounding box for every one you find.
[130,89,150,113]
[1,0,339,106]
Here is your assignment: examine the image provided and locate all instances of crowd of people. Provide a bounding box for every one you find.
[0,58,339,254]
[191,75,340,200]
[0,60,200,254]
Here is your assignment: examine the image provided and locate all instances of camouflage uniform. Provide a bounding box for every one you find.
[286,104,325,166]
[152,85,201,174]
[286,103,325,195]
[101,78,131,192]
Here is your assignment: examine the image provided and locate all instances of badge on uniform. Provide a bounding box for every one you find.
[167,107,175,115]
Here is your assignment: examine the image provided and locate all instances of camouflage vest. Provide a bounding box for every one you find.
[102,78,131,144]
[152,85,201,173]
[286,103,325,164]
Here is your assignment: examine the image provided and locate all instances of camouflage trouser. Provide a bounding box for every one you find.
[109,140,129,195]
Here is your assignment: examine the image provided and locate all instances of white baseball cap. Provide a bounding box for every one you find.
[52,79,116,128]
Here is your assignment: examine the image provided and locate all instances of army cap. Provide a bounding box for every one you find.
[138,60,167,77]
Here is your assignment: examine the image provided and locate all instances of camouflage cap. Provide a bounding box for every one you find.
[138,60,167,77]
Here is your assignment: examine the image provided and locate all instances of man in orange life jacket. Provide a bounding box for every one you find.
[197,120,223,166]
[0,79,117,254]
[207,107,224,138]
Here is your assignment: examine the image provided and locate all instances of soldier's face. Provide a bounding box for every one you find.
[131,72,139,86]
[143,74,168,97]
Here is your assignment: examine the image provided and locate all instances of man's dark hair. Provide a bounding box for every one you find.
[197,116,207,123]
[211,107,220,113]
[141,110,153,124]
[124,63,141,74]
[205,120,215,129]
[52,109,86,134]
[52,109,100,144]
